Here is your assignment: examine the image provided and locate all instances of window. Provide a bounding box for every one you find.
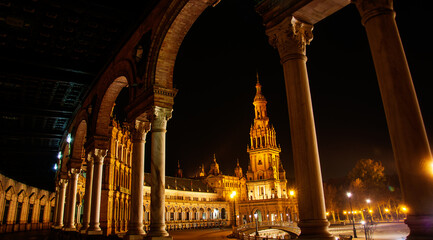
[16,202,23,224]
[3,200,10,224]
[39,205,45,223]
[27,203,33,223]
[258,160,262,165]
[49,206,54,222]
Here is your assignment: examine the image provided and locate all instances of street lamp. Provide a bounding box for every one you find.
[254,212,259,236]
[366,199,372,223]
[347,192,358,238]
[230,191,237,227]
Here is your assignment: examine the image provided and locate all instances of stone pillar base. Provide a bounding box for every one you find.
[144,236,172,240]
[52,225,63,229]
[405,215,433,240]
[63,227,77,231]
[124,235,145,240]
[86,230,103,235]
[298,219,334,240]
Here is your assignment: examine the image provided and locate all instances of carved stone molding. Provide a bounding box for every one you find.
[69,168,81,175]
[131,119,151,142]
[59,178,68,186]
[352,0,394,25]
[87,151,94,164]
[150,106,173,132]
[266,16,313,62]
[93,148,108,164]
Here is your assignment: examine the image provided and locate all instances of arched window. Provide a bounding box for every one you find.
[221,208,226,219]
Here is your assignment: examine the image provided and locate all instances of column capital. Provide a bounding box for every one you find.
[352,0,394,25]
[131,119,151,142]
[93,148,108,164]
[69,168,81,175]
[266,16,313,63]
[150,106,173,132]
[59,178,68,186]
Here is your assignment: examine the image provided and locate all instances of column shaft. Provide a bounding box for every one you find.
[64,170,79,230]
[266,16,332,239]
[354,0,433,238]
[87,149,107,235]
[54,180,67,228]
[81,157,94,232]
[147,107,172,239]
[52,187,59,227]
[126,120,150,239]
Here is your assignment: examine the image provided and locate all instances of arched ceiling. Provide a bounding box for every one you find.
[0,0,158,190]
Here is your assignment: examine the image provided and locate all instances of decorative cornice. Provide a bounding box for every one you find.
[85,134,110,152]
[352,0,394,25]
[266,16,313,63]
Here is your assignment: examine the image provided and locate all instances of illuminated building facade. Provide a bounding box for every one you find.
[1,0,431,239]
[0,174,56,233]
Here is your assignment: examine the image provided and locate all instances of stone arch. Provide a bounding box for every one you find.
[199,207,205,220]
[95,76,129,137]
[70,119,87,162]
[150,0,217,88]
[5,185,15,200]
[251,208,263,222]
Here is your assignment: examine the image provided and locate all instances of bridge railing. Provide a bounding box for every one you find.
[236,220,301,239]
[237,220,298,231]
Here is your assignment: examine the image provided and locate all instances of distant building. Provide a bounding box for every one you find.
[0,173,56,233]
[46,80,298,236]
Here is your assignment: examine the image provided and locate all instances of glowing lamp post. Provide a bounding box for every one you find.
[366,199,372,222]
[230,191,237,227]
[347,192,358,238]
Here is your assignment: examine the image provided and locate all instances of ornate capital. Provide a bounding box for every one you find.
[93,148,108,164]
[266,16,313,62]
[150,106,172,132]
[59,178,68,186]
[86,151,94,164]
[352,0,394,25]
[69,168,81,175]
[131,119,151,142]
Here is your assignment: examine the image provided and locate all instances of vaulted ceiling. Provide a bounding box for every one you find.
[0,0,157,190]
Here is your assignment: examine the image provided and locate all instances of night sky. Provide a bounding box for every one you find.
[3,0,430,191]
[162,0,433,182]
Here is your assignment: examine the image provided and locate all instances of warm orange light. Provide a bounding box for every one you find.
[402,207,408,213]
[430,162,433,175]
[289,190,295,196]
[326,212,329,216]
[385,208,389,213]
[369,210,373,213]
[230,191,237,199]
[354,211,358,214]
[343,211,347,214]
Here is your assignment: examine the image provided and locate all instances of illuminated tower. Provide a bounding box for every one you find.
[234,159,243,178]
[246,75,287,200]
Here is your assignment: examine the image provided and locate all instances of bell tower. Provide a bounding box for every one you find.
[246,74,287,200]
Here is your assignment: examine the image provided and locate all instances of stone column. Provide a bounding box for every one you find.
[353,0,433,238]
[64,168,80,231]
[87,148,108,235]
[146,107,172,239]
[81,153,94,233]
[54,179,67,229]
[125,119,151,240]
[266,16,333,239]
[52,186,59,227]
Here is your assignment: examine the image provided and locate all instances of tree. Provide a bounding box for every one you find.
[348,159,388,220]
[324,183,338,223]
